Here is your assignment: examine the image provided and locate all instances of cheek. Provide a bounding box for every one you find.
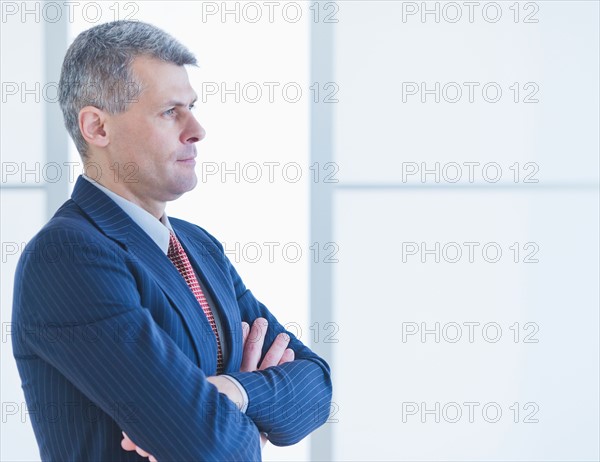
[141,122,178,149]
[112,118,178,168]
[118,123,154,154]
[111,121,143,153]
[115,114,156,142]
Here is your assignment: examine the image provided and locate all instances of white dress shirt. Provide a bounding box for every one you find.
[81,174,248,413]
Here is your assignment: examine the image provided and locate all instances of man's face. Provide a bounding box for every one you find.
[103,55,205,205]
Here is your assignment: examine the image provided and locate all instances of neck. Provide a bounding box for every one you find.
[85,173,166,220]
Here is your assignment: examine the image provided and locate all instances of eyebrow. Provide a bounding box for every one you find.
[162,96,198,108]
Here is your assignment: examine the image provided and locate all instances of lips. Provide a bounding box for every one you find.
[177,146,197,162]
[177,152,197,162]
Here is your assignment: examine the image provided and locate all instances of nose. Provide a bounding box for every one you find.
[181,112,206,144]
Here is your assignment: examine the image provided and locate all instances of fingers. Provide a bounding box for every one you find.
[239,318,268,372]
[259,332,291,370]
[135,446,151,458]
[239,318,296,372]
[121,432,136,451]
[121,431,155,460]
[241,321,250,348]
[278,348,295,365]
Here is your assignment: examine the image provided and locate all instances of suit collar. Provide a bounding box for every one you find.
[80,174,173,254]
[70,175,134,249]
[70,175,224,373]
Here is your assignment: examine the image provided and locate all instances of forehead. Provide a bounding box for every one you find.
[130,55,195,104]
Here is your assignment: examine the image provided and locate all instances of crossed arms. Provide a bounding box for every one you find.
[13,225,333,461]
[122,317,296,460]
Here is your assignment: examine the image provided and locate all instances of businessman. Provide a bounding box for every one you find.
[11,20,332,461]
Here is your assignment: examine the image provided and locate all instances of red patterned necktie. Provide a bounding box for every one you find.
[167,230,224,374]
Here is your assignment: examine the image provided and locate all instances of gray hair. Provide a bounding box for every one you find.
[58,20,197,158]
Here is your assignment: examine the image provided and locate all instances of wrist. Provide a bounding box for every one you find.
[207,375,244,410]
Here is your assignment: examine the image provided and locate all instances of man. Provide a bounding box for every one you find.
[11,20,332,461]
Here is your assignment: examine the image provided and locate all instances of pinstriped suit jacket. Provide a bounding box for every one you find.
[11,175,332,461]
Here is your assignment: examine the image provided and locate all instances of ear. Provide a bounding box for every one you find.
[79,106,109,148]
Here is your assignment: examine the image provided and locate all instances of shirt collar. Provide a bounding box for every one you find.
[81,174,172,254]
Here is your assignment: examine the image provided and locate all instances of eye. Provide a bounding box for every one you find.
[163,108,176,117]
[189,103,196,111]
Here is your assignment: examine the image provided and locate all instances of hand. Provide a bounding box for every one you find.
[121,428,265,459]
[121,431,157,462]
[238,318,295,451]
[120,318,295,459]
[240,318,295,372]
[204,318,295,409]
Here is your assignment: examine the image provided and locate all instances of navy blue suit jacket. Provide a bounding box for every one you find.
[12,176,332,461]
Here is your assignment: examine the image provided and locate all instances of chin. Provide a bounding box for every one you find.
[172,175,198,196]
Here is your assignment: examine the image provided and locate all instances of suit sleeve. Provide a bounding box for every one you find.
[202,230,334,446]
[12,228,261,462]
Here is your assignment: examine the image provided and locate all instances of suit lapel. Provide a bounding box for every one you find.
[70,176,218,373]
[175,228,243,373]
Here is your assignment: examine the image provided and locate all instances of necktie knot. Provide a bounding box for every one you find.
[168,231,184,258]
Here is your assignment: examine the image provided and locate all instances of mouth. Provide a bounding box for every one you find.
[177,151,197,164]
